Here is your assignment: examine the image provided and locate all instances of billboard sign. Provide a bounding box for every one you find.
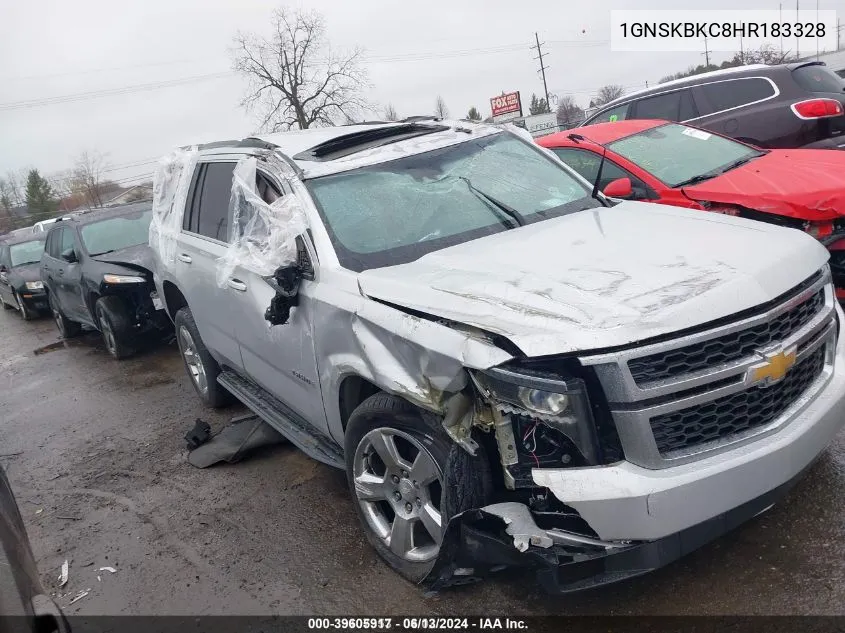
[522,113,558,137]
[490,91,522,121]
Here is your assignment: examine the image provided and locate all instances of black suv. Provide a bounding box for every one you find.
[0,233,47,320]
[40,203,169,359]
[583,61,845,149]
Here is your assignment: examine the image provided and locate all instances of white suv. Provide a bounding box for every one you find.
[150,120,845,592]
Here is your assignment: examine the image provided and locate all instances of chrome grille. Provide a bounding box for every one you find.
[628,289,824,385]
[650,346,826,456]
[580,269,836,469]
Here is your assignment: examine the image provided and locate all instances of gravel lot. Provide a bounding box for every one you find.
[1,307,844,616]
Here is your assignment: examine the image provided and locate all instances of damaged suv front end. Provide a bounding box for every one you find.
[422,267,845,592]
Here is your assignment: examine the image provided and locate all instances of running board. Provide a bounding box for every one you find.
[217,370,344,469]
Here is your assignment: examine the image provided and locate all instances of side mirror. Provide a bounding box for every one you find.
[264,264,302,326]
[603,177,634,199]
[61,248,77,263]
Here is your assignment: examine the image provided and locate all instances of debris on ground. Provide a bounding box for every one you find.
[184,419,211,450]
[58,560,69,587]
[99,566,117,573]
[35,508,43,515]
[67,589,91,605]
[187,415,286,468]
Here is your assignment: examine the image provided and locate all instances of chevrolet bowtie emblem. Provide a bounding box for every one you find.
[747,346,797,387]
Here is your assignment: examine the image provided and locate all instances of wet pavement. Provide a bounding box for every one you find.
[1,307,844,615]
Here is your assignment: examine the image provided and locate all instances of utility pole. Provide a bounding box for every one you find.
[531,32,550,113]
[703,36,710,66]
[739,37,744,64]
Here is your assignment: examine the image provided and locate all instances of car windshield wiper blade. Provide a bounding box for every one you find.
[459,177,525,228]
[674,172,720,187]
[719,154,759,173]
[90,249,116,256]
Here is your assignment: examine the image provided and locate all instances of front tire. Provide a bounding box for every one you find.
[95,296,136,360]
[14,292,35,321]
[345,393,491,584]
[174,306,231,408]
[50,293,81,338]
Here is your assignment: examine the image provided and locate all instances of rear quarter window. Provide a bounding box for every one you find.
[632,89,698,121]
[792,65,845,93]
[697,78,776,113]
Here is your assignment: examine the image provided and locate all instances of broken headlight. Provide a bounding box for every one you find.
[474,367,599,466]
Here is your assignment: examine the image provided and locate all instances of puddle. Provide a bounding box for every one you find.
[33,337,100,356]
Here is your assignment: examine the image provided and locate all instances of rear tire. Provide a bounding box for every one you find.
[95,296,136,360]
[174,306,232,408]
[345,393,492,584]
[50,293,81,338]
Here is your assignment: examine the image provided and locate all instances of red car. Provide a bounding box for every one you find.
[538,119,845,297]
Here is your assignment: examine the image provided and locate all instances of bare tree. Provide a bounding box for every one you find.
[434,95,449,119]
[71,151,109,208]
[4,171,24,208]
[0,178,14,213]
[231,8,368,131]
[592,85,625,107]
[383,103,399,121]
[555,95,584,129]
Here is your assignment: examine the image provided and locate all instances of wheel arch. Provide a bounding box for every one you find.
[162,281,188,322]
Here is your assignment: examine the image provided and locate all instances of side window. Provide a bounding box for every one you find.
[46,228,62,258]
[183,166,205,234]
[194,162,236,242]
[0,246,9,268]
[589,103,630,124]
[633,89,698,122]
[697,78,776,114]
[61,227,76,256]
[553,148,654,199]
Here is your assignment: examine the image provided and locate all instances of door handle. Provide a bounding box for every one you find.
[177,253,192,264]
[227,278,247,292]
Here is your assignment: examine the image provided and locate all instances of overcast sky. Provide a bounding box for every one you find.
[1,0,843,187]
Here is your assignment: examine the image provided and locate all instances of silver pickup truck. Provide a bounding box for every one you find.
[150,120,845,592]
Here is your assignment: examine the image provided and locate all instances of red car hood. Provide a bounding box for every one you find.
[683,149,845,221]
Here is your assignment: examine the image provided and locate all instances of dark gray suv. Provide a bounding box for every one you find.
[584,61,845,150]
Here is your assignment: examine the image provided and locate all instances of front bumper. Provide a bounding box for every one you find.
[427,466,809,593]
[19,290,48,312]
[427,307,845,593]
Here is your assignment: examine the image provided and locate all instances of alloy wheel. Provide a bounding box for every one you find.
[179,325,208,395]
[353,428,444,563]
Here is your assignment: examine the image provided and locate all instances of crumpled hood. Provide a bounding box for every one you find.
[358,203,829,358]
[92,243,155,274]
[684,149,845,221]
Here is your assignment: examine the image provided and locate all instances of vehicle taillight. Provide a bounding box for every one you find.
[791,98,844,119]
[805,221,835,238]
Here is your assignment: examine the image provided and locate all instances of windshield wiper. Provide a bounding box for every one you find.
[674,172,720,187]
[718,154,759,173]
[90,249,116,256]
[459,177,525,228]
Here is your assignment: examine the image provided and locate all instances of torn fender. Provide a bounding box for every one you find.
[311,279,513,439]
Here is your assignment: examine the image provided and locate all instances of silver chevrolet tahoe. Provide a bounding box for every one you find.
[150,120,845,592]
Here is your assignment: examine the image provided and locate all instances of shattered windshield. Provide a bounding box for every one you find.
[9,240,44,267]
[81,210,153,256]
[307,132,597,271]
